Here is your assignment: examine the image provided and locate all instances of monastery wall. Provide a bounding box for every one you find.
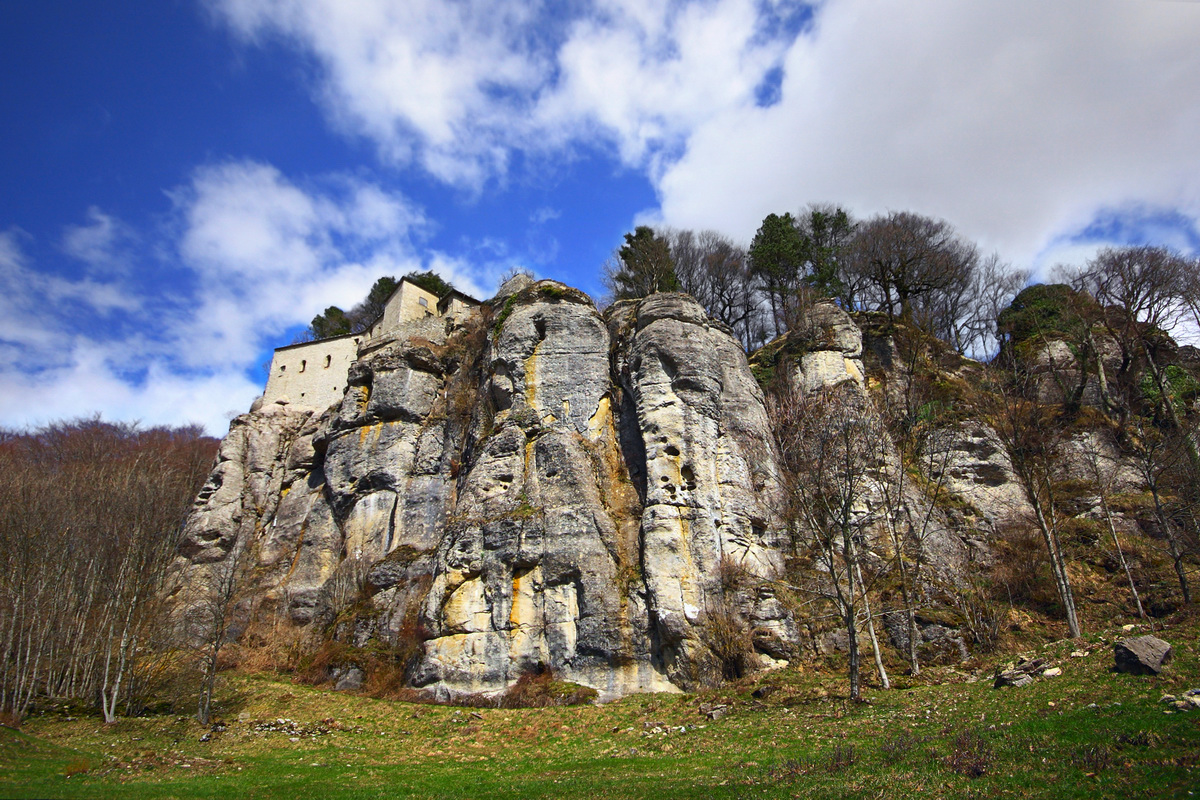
[259,279,478,412]
[376,282,439,333]
[262,333,361,410]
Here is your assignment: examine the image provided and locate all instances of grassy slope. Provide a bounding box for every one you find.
[3,614,1199,800]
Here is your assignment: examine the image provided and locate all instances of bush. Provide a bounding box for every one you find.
[944,728,992,778]
[498,666,598,708]
[997,284,1094,352]
[697,604,757,684]
[990,523,1056,610]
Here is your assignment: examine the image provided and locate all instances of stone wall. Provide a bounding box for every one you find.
[371,280,440,336]
[262,333,362,410]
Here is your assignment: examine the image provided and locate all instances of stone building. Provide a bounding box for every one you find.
[260,277,479,410]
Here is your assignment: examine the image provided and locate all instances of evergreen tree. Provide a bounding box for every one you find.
[309,305,352,339]
[748,212,804,332]
[605,226,680,300]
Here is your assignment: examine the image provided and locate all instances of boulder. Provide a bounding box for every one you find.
[333,666,365,691]
[994,657,1049,688]
[1113,635,1173,675]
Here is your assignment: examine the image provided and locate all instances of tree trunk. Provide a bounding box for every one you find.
[1029,488,1081,638]
[1099,495,1146,619]
[853,558,889,690]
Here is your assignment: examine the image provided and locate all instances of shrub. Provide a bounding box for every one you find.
[498,666,598,708]
[697,604,757,684]
[990,523,1056,609]
[944,728,992,778]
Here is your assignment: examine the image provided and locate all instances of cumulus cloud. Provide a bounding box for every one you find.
[0,163,498,435]
[207,0,800,184]
[650,1,1200,271]
[209,0,1200,272]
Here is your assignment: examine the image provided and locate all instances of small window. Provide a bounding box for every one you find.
[299,360,306,373]
[279,364,286,373]
[418,296,428,307]
[324,355,332,368]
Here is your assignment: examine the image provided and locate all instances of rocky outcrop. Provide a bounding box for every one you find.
[171,284,797,699]
[174,281,1168,699]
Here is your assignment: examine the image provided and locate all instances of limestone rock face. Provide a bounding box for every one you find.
[171,283,798,699]
[607,294,791,683]
[933,423,1031,527]
[174,283,1093,699]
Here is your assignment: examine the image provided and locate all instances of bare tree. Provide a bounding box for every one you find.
[1078,435,1146,619]
[988,372,1082,638]
[1076,246,1200,468]
[771,381,892,698]
[192,539,252,726]
[668,228,767,351]
[0,420,214,722]
[1128,417,1197,605]
[846,212,980,327]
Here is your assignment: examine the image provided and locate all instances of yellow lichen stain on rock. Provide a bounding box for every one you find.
[509,570,525,629]
[443,576,490,634]
[561,398,570,420]
[586,394,611,440]
[524,348,539,413]
[844,357,863,384]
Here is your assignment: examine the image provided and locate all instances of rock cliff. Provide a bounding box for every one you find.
[172,282,810,698]
[170,280,1142,698]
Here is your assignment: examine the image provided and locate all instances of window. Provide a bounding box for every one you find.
[418,296,428,307]
[279,364,286,373]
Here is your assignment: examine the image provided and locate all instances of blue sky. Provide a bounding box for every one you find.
[2,0,1199,434]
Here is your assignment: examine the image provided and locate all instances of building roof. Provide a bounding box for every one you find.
[273,330,361,353]
[436,288,482,312]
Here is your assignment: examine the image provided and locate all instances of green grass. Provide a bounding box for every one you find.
[4,616,1200,799]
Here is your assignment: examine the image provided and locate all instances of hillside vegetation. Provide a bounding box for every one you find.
[2,611,1198,799]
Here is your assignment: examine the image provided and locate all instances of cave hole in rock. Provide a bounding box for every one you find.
[680,465,696,490]
[664,444,680,457]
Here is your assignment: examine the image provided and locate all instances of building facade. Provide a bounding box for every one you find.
[261,278,479,410]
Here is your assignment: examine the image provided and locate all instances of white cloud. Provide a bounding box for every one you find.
[530,206,560,225]
[209,0,1200,270]
[0,163,501,435]
[655,0,1200,269]
[207,0,797,185]
[61,206,134,272]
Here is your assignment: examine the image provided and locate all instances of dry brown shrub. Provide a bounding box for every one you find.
[497,666,598,708]
[231,616,314,674]
[296,640,355,685]
[990,523,1057,609]
[697,603,757,684]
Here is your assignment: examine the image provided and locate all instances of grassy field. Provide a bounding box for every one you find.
[3,615,1199,799]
